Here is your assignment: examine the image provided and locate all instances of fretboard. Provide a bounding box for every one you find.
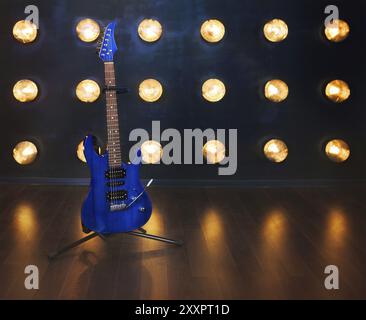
[104,62,122,167]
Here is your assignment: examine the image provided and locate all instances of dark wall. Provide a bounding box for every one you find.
[0,0,365,183]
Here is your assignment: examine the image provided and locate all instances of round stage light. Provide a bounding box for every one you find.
[13,80,38,102]
[263,19,288,42]
[139,79,163,102]
[325,19,350,42]
[76,18,100,42]
[325,80,350,103]
[325,139,350,163]
[141,140,163,164]
[264,79,288,102]
[76,80,101,103]
[13,20,38,43]
[13,141,38,165]
[203,140,226,164]
[76,141,87,163]
[264,139,288,163]
[200,19,225,43]
[138,19,162,42]
[202,79,226,102]
[76,139,101,162]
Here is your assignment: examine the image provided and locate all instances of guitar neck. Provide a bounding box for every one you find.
[104,62,122,167]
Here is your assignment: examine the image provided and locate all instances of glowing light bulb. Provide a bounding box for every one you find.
[139,79,163,102]
[141,140,163,164]
[325,19,350,42]
[263,19,288,42]
[264,80,288,102]
[76,80,100,103]
[325,80,350,103]
[200,19,225,43]
[203,140,226,164]
[268,143,280,153]
[138,19,162,42]
[329,86,340,95]
[76,139,101,162]
[202,79,226,102]
[268,84,279,95]
[13,20,37,43]
[13,80,38,102]
[329,145,340,155]
[76,18,100,42]
[13,141,38,165]
[264,139,288,163]
[325,139,350,163]
[76,141,87,163]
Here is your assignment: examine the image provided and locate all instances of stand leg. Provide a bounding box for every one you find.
[127,231,183,246]
[48,232,100,260]
[138,227,147,234]
[48,229,183,260]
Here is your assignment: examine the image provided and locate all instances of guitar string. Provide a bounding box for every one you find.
[106,63,121,207]
[101,28,118,208]
[105,64,112,207]
[110,73,118,207]
[105,63,117,207]
[111,66,121,206]
[106,87,114,207]
[100,30,115,207]
[110,89,118,206]
[105,84,112,206]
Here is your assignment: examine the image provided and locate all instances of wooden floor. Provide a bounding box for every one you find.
[0,184,365,300]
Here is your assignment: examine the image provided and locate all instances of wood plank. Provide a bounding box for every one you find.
[0,185,365,299]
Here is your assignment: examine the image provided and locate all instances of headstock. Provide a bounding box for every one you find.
[97,21,118,62]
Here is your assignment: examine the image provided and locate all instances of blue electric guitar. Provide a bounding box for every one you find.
[81,22,152,234]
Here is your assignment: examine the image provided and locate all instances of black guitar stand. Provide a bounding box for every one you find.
[48,179,183,260]
[48,227,183,260]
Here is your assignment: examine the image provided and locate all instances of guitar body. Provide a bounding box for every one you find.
[81,135,152,234]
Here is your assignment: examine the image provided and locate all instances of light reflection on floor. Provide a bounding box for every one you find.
[144,208,164,235]
[256,208,289,296]
[325,207,348,248]
[13,203,38,242]
[261,209,288,248]
[1,185,364,299]
[202,209,224,242]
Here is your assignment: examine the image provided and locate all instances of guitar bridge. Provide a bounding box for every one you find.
[110,203,127,212]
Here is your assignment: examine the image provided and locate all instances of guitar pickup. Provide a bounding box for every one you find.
[105,168,126,179]
[106,190,128,201]
[106,181,125,187]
